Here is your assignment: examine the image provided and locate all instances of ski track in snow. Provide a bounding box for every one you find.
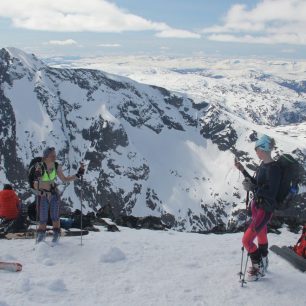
[0,227,305,306]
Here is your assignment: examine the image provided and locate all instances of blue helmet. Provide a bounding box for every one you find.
[255,134,273,152]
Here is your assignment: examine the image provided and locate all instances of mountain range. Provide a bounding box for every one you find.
[1,48,305,232]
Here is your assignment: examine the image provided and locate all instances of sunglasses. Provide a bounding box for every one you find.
[47,147,55,153]
[44,147,56,157]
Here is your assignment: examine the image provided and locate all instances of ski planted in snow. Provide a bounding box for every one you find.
[3,230,89,240]
[0,262,22,272]
[270,245,306,272]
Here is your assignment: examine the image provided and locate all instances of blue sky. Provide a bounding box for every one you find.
[0,0,306,59]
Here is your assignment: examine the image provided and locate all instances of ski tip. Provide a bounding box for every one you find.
[0,262,22,272]
[16,263,22,272]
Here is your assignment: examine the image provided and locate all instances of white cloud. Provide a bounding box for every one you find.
[0,0,200,39]
[202,0,306,45]
[98,43,121,48]
[156,29,201,39]
[281,48,296,53]
[208,33,306,45]
[47,39,77,46]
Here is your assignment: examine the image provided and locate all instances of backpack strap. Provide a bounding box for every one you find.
[41,161,58,173]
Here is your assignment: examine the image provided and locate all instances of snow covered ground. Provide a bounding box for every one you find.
[0,226,305,306]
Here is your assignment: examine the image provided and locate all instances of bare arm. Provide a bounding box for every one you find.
[57,165,77,183]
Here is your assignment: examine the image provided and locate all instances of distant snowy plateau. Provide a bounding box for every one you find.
[1,48,306,232]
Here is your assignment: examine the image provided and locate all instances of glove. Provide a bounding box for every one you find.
[234,160,244,172]
[242,177,256,191]
[76,166,85,178]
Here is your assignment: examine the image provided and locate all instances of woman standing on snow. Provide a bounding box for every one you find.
[33,147,85,243]
[235,134,281,281]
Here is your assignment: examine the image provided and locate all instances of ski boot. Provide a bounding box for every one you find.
[246,263,262,282]
[52,228,61,243]
[261,256,269,274]
[36,229,46,243]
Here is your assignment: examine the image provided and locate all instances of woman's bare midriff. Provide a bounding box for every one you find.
[34,181,55,191]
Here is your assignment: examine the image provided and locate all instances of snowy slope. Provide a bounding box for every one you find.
[0,227,305,306]
[48,55,306,126]
[47,53,306,220]
[1,48,306,233]
[0,47,231,232]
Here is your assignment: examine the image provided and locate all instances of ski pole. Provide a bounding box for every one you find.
[80,174,83,246]
[239,191,249,279]
[244,191,249,231]
[239,246,244,280]
[240,254,249,287]
[35,180,40,244]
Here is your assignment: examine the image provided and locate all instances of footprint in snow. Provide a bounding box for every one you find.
[47,279,67,292]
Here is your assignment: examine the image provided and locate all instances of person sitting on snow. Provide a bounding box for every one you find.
[0,184,20,221]
[0,184,28,233]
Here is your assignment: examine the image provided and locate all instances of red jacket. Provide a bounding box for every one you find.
[0,190,20,220]
[293,226,306,259]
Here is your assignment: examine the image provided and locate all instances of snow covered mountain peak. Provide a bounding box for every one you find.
[2,47,45,73]
[0,48,306,232]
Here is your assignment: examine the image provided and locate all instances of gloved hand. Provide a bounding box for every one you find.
[76,164,85,178]
[242,177,256,191]
[234,160,244,172]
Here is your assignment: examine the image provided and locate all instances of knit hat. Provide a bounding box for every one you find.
[3,184,13,190]
[255,135,273,152]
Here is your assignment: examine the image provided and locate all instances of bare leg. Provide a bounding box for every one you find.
[38,224,47,231]
[52,220,60,229]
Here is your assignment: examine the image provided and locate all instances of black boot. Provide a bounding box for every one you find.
[37,229,46,243]
[259,243,269,273]
[247,249,263,281]
[52,228,61,243]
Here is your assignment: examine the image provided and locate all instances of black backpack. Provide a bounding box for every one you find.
[28,157,59,188]
[275,154,302,209]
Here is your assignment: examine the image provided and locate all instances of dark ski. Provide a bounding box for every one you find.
[270,245,306,272]
[3,230,89,240]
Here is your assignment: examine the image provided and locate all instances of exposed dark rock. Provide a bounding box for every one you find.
[200,106,238,151]
[146,188,162,211]
[161,213,176,228]
[193,101,209,110]
[114,215,168,231]
[277,80,306,94]
[0,78,27,189]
